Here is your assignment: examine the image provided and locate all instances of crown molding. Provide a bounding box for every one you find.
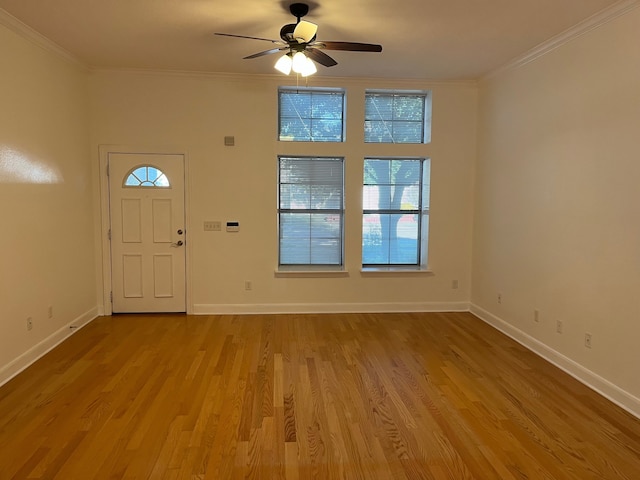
[0,7,86,69]
[483,0,640,80]
[89,66,477,88]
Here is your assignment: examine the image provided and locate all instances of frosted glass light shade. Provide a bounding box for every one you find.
[274,54,292,75]
[293,21,318,43]
[291,52,308,73]
[300,57,317,77]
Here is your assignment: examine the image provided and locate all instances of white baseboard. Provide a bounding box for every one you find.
[470,304,640,419]
[0,307,99,388]
[193,301,470,315]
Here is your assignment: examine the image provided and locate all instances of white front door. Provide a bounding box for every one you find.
[108,153,186,313]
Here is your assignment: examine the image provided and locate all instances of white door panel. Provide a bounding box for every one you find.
[109,153,186,313]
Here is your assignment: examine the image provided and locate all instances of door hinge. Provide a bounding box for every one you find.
[106,164,110,177]
[108,229,111,240]
[110,291,113,303]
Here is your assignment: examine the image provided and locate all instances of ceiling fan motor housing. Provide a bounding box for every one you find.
[289,3,309,20]
[280,24,296,42]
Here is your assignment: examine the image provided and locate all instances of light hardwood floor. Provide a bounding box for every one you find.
[1,312,639,479]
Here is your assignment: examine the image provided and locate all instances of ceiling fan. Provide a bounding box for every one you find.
[214,3,382,76]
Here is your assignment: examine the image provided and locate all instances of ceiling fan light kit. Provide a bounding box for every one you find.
[215,2,382,77]
[274,54,293,75]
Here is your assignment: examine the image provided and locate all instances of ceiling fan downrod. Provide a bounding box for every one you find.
[289,3,309,22]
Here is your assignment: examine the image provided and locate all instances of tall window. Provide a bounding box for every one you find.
[364,91,430,144]
[362,158,430,267]
[278,156,344,266]
[279,88,345,142]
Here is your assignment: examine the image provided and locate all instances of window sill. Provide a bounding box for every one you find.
[275,267,349,278]
[361,267,433,276]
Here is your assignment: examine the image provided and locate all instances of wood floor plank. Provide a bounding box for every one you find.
[1,312,640,479]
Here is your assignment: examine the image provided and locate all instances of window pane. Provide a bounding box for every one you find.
[390,214,419,264]
[280,214,311,265]
[393,121,423,143]
[363,214,388,264]
[279,89,345,142]
[312,119,342,142]
[310,238,341,264]
[280,93,311,117]
[313,94,343,119]
[365,96,393,120]
[393,96,424,120]
[280,118,311,141]
[280,184,310,209]
[362,213,419,265]
[124,165,171,188]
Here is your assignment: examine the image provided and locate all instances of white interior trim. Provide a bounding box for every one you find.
[484,0,640,80]
[193,301,470,315]
[0,7,86,68]
[0,307,98,388]
[470,304,640,420]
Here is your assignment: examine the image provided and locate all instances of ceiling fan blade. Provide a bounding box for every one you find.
[315,41,383,52]
[215,32,282,44]
[293,20,317,43]
[305,48,338,67]
[243,47,288,60]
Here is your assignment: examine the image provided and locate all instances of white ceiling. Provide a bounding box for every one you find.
[0,0,625,79]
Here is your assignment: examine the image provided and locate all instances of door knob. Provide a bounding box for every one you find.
[171,240,184,247]
[177,229,183,235]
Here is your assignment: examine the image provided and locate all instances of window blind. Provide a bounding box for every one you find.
[279,89,345,142]
[364,93,427,144]
[279,157,344,265]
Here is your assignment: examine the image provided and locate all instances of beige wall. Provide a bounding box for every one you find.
[89,72,477,313]
[0,22,95,380]
[473,7,640,407]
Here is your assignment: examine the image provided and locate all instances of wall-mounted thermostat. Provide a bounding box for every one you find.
[226,221,240,232]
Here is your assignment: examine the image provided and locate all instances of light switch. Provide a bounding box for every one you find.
[204,221,221,231]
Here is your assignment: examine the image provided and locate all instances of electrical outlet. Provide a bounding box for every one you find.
[497,293,502,304]
[534,309,539,323]
[556,320,563,334]
[27,317,33,331]
[585,333,592,348]
[244,281,252,291]
[452,280,459,290]
[48,305,53,319]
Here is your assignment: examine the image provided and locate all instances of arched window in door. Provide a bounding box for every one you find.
[123,165,171,187]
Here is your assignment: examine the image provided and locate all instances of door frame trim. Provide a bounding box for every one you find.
[98,145,192,315]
